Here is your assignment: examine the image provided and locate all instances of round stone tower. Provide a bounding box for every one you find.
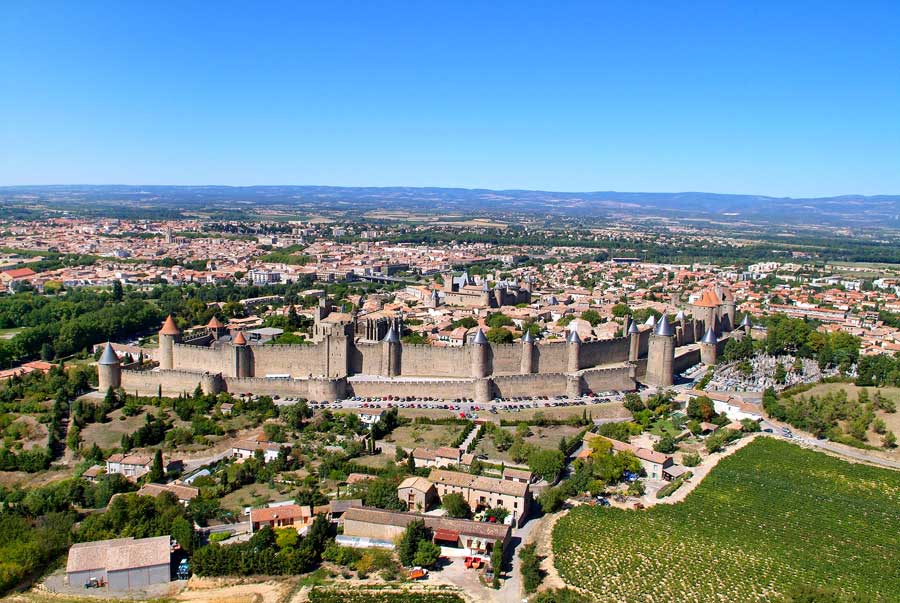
[480,280,492,307]
[566,329,581,373]
[158,315,180,370]
[232,330,252,378]
[207,315,226,340]
[520,330,535,374]
[739,314,753,336]
[646,314,675,388]
[471,329,489,378]
[566,375,582,398]
[97,342,121,391]
[474,378,493,404]
[381,326,402,377]
[427,288,441,309]
[627,320,641,362]
[699,327,718,366]
[720,287,737,332]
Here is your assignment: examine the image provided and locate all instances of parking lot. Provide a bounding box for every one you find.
[268,392,626,417]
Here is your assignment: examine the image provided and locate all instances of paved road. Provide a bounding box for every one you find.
[760,419,900,470]
[458,423,482,452]
[182,448,232,474]
[795,435,900,469]
[500,514,541,602]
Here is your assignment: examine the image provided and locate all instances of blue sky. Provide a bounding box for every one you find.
[2,1,899,196]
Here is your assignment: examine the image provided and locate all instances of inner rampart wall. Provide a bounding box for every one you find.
[532,342,568,373]
[172,344,232,375]
[397,344,472,377]
[581,337,629,367]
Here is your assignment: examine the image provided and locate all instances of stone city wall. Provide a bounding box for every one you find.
[673,347,702,374]
[492,372,569,398]
[581,365,635,392]
[172,344,232,375]
[121,369,209,397]
[398,344,474,377]
[348,378,475,400]
[581,336,630,367]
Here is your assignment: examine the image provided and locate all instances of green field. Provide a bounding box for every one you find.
[553,438,900,602]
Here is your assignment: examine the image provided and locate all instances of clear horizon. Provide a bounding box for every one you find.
[0,182,897,200]
[3,1,899,197]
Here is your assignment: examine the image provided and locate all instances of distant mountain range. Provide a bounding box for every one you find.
[2,184,900,228]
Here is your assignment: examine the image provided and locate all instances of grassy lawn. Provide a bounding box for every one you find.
[648,417,682,438]
[80,407,154,450]
[472,424,581,463]
[553,438,900,602]
[352,452,396,469]
[384,423,463,449]
[219,482,287,514]
[0,327,23,340]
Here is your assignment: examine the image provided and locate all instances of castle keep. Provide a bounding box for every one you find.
[100,286,740,402]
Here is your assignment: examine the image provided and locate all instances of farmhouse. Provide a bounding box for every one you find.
[136,482,199,505]
[231,438,286,463]
[685,389,764,423]
[586,435,674,480]
[250,503,315,532]
[65,536,171,590]
[105,454,153,479]
[357,408,385,427]
[502,467,534,484]
[412,446,463,469]
[398,476,437,511]
[427,469,530,526]
[342,506,511,555]
[82,465,104,483]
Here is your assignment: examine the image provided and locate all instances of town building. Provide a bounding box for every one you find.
[65,536,171,590]
[341,506,511,556]
[136,482,200,505]
[398,476,437,512]
[427,469,531,526]
[412,446,463,469]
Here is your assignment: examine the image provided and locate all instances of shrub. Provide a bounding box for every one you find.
[682,452,701,467]
[519,542,543,593]
[655,472,692,499]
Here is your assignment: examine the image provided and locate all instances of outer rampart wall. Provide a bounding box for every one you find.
[674,347,701,374]
[581,366,635,392]
[348,378,474,400]
[492,373,568,398]
[121,369,209,397]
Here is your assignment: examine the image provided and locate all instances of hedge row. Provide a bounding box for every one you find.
[656,471,693,499]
